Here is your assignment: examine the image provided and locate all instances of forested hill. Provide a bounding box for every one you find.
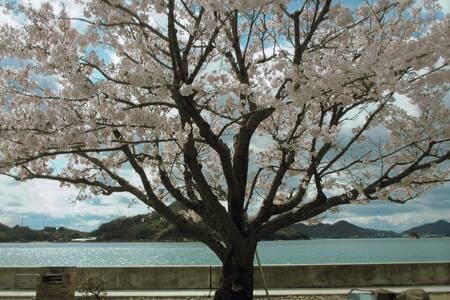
[93,214,448,241]
[402,220,450,237]
[92,201,309,241]
[92,211,310,241]
[93,213,184,241]
[291,221,401,239]
[1,217,449,242]
[0,224,88,242]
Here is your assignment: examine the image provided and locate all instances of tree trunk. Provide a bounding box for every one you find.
[214,244,256,300]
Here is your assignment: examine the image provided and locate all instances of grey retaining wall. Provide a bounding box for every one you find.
[0,262,449,290]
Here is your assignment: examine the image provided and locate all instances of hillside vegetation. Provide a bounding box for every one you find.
[1,217,448,242]
[93,211,310,242]
[402,220,450,237]
[0,224,88,242]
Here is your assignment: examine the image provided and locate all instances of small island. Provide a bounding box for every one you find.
[409,232,420,239]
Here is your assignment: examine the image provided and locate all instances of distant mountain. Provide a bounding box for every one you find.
[265,227,310,240]
[94,203,309,241]
[94,209,406,241]
[93,213,185,242]
[2,216,449,242]
[403,220,450,237]
[0,223,89,242]
[291,220,401,239]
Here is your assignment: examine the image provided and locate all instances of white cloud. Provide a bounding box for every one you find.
[0,214,20,227]
[26,0,85,17]
[323,188,450,232]
[393,93,421,117]
[0,10,23,27]
[339,209,450,231]
[0,0,86,29]
[438,0,450,14]
[0,174,148,229]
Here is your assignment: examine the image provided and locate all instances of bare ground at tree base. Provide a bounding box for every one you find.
[2,294,450,300]
[155,296,347,300]
[153,294,450,300]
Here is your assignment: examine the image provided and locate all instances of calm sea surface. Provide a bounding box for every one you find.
[0,238,449,266]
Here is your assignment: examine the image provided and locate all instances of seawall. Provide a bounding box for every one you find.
[1,262,449,290]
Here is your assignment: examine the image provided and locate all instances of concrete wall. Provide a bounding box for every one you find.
[0,262,449,290]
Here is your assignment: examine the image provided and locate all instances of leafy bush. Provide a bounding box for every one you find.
[78,277,107,300]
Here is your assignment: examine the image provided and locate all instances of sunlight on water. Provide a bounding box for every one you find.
[0,238,449,266]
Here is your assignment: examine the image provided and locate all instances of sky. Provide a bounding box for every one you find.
[0,0,449,232]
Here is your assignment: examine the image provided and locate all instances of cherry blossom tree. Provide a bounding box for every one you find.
[1,0,449,299]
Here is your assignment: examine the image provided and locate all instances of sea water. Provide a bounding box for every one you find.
[0,238,449,266]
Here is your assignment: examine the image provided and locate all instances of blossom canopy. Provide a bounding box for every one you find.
[0,0,449,298]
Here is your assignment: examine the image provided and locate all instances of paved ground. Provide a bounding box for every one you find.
[0,285,450,299]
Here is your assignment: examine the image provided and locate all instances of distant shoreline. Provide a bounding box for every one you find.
[1,219,448,243]
[1,236,449,244]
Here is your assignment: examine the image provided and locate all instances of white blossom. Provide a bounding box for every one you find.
[180,84,194,96]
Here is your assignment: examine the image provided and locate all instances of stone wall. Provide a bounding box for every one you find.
[0,262,449,290]
[35,267,76,300]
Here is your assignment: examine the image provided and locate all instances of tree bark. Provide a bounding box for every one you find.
[214,243,256,300]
